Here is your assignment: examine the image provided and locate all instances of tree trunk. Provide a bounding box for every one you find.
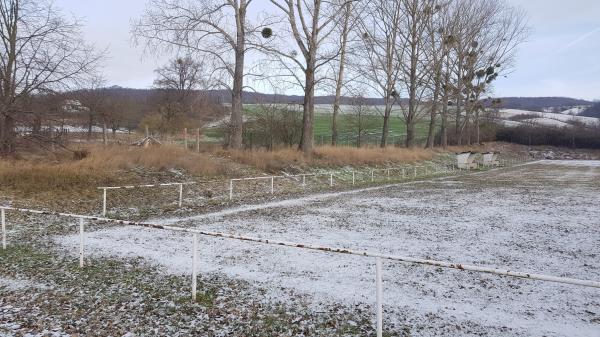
[0,114,16,155]
[102,123,107,146]
[229,4,246,150]
[33,113,42,135]
[300,65,315,154]
[406,115,415,148]
[380,99,393,147]
[331,2,351,146]
[425,81,440,149]
[475,107,481,144]
[87,113,94,140]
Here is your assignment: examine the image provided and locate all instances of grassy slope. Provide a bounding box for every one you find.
[204,105,435,143]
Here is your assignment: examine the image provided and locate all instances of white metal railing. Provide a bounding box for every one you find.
[1,204,597,337]
[96,162,466,216]
[95,156,532,217]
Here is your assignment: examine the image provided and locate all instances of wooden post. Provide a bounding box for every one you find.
[145,125,149,138]
[184,128,188,150]
[270,176,274,194]
[102,123,107,146]
[196,128,200,152]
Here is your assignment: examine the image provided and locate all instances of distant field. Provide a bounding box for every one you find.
[205,104,436,145]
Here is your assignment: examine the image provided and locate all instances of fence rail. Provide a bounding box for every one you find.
[96,162,462,216]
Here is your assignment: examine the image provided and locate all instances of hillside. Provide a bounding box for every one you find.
[104,87,591,112]
[582,102,600,118]
[490,97,592,112]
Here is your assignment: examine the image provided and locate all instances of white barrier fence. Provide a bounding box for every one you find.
[97,157,534,216]
[96,161,475,216]
[1,205,598,337]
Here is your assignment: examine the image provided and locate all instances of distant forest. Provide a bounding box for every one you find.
[582,102,600,118]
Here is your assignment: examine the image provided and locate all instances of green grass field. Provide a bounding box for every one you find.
[204,104,436,146]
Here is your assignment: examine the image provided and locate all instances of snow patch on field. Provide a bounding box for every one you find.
[521,117,571,127]
[499,109,600,126]
[55,161,600,336]
[540,160,600,167]
[0,276,51,291]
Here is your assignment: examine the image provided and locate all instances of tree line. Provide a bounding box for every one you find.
[133,0,528,153]
[0,0,529,156]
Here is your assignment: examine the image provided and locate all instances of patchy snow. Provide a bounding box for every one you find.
[521,117,571,127]
[560,106,590,116]
[55,162,600,336]
[493,119,524,127]
[0,276,51,291]
[540,160,600,167]
[499,109,600,127]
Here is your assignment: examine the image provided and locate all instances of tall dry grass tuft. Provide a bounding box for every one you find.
[223,145,435,172]
[78,145,225,176]
[0,145,226,194]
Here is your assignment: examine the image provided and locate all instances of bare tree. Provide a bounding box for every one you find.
[153,56,209,119]
[132,0,264,149]
[0,0,102,155]
[330,0,354,146]
[396,0,437,148]
[443,0,528,145]
[355,0,404,148]
[75,76,107,140]
[423,2,452,149]
[345,94,378,147]
[267,0,349,154]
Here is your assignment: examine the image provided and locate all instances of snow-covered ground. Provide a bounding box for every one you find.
[560,106,590,115]
[499,109,600,127]
[56,161,600,336]
[520,117,572,127]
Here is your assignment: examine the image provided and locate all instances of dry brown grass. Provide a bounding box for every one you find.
[222,145,436,172]
[0,145,226,195]
[78,145,225,176]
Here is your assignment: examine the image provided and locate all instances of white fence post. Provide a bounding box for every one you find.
[271,176,274,194]
[376,257,383,337]
[402,168,405,178]
[302,174,306,187]
[1,209,5,250]
[387,169,390,180]
[192,234,198,302]
[371,170,374,182]
[414,167,417,177]
[229,180,234,200]
[330,173,333,187]
[352,171,355,185]
[178,183,183,207]
[79,218,85,268]
[102,188,107,217]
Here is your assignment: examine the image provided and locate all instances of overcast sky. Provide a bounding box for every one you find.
[54,0,600,101]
